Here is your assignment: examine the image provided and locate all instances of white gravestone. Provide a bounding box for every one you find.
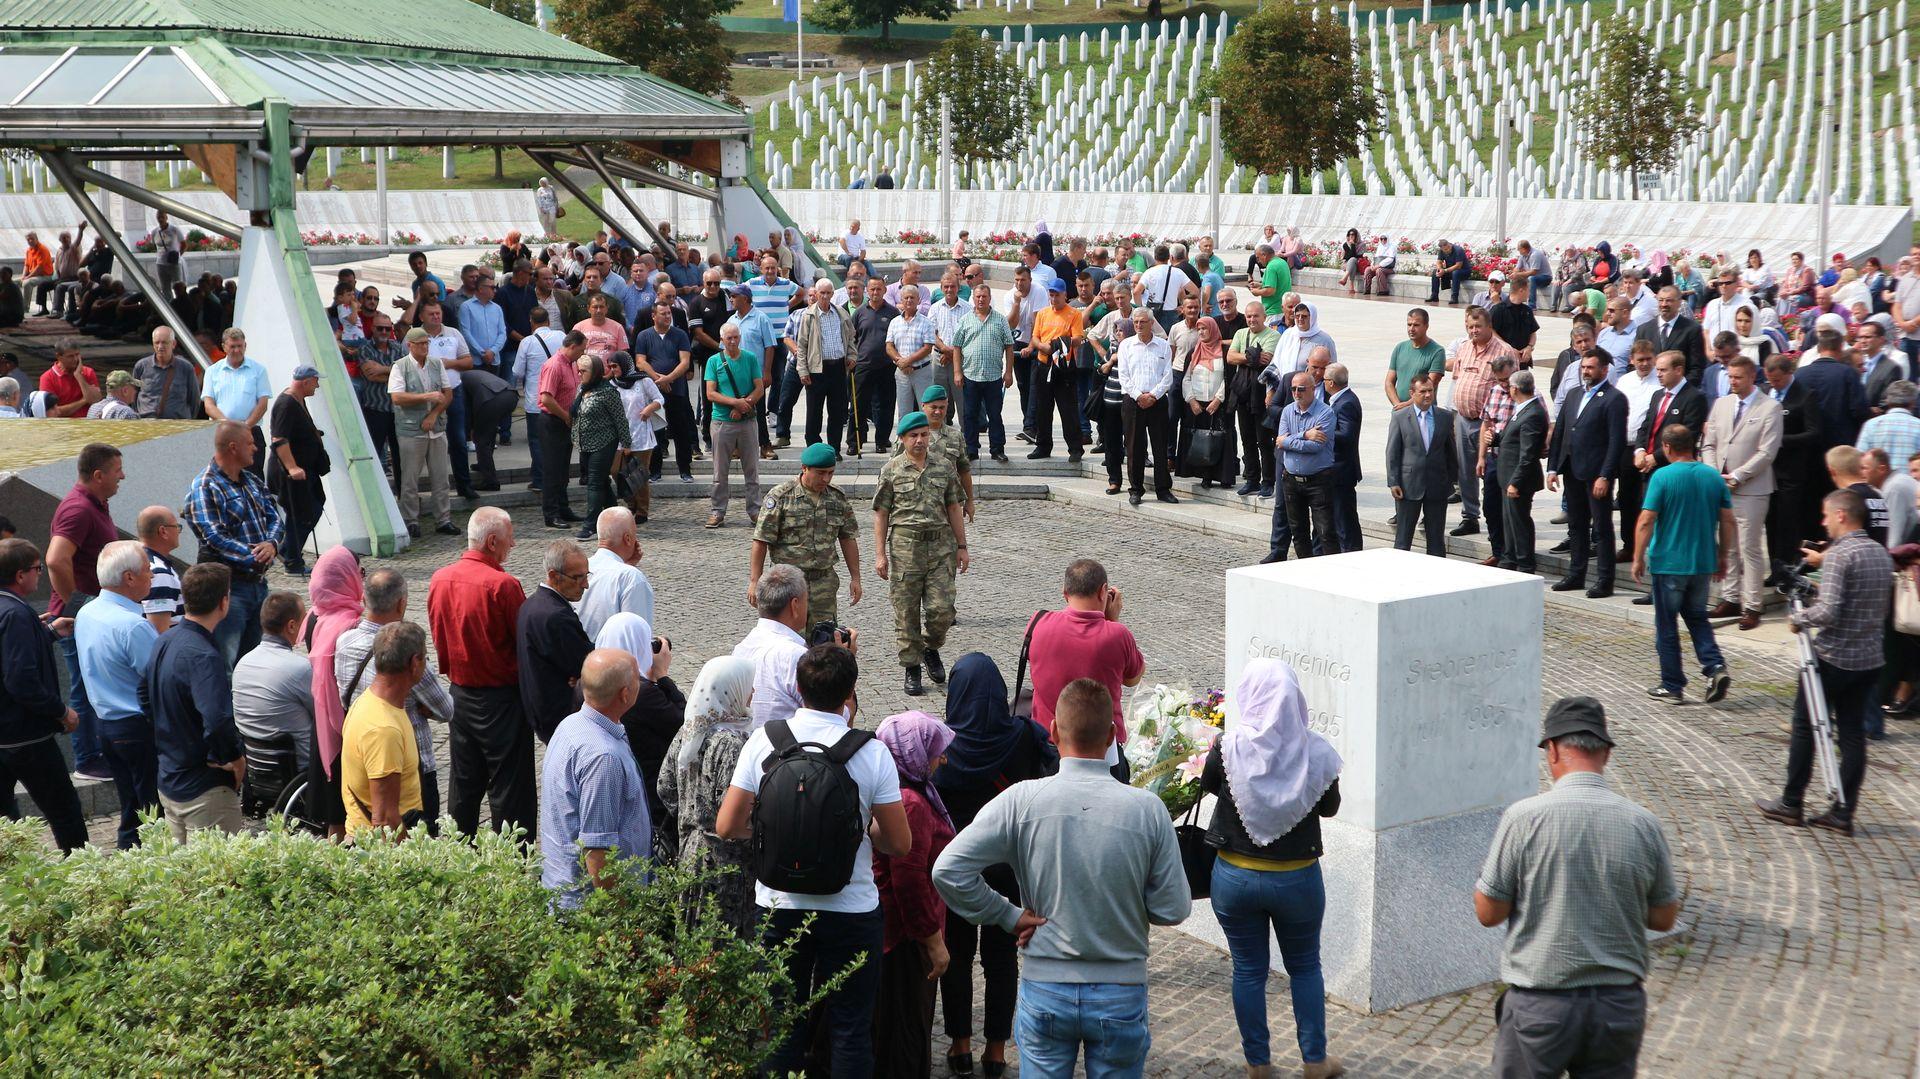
[1191,549,1542,1013]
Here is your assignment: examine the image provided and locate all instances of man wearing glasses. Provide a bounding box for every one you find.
[137,505,185,633]
[354,315,404,479]
[1266,371,1338,561]
[1700,273,1757,339]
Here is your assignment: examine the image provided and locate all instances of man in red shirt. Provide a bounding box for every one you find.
[39,338,101,418]
[45,443,124,781]
[426,505,533,837]
[1028,558,1145,779]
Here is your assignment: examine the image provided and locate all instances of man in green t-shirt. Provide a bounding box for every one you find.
[1386,308,1449,408]
[1251,243,1292,304]
[703,323,766,528]
[1631,423,1734,705]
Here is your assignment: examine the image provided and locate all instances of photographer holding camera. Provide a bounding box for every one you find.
[1755,489,1893,837]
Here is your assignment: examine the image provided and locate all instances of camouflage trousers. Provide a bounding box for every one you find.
[887,527,956,668]
[803,565,842,629]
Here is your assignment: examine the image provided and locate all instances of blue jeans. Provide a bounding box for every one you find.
[100,719,158,850]
[212,575,268,670]
[963,377,1006,456]
[56,626,103,770]
[1651,572,1725,693]
[1210,857,1329,1066]
[760,905,883,1078]
[1527,272,1552,308]
[1015,980,1150,1078]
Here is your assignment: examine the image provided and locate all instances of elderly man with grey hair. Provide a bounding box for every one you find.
[336,567,454,834]
[74,539,161,849]
[731,562,855,730]
[578,506,655,639]
[517,540,594,745]
[0,376,21,418]
[1855,379,1920,464]
[539,647,651,907]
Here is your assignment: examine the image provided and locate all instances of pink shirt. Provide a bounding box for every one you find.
[537,353,581,413]
[578,317,628,359]
[1029,608,1145,742]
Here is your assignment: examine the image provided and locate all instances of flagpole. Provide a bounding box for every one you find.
[796,0,804,76]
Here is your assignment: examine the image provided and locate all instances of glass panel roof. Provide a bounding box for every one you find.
[97,52,219,106]
[0,49,66,103]
[18,50,132,106]
[1,47,224,107]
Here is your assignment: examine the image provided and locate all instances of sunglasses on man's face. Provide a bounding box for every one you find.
[1291,385,1315,394]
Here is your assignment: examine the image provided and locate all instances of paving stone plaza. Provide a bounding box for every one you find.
[67,480,1917,1075]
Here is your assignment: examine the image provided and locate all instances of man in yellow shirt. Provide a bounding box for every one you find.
[342,622,427,838]
[1027,279,1087,461]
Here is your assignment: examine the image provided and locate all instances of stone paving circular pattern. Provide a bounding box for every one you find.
[88,496,1918,1075]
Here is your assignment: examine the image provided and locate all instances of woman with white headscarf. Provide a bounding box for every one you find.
[594,612,684,827]
[658,655,757,936]
[1200,658,1344,1079]
[1269,300,1338,377]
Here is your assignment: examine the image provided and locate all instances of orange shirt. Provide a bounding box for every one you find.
[23,243,53,278]
[1030,304,1084,363]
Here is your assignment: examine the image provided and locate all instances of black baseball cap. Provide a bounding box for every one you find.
[1539,696,1614,748]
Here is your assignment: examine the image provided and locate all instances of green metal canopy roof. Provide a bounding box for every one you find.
[0,0,749,145]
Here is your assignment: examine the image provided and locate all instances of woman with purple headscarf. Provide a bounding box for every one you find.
[872,711,957,1077]
[1200,659,1345,1079]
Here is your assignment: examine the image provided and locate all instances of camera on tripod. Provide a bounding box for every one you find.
[1772,559,1818,599]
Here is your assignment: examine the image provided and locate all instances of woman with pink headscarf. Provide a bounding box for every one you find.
[872,711,957,1077]
[304,544,363,837]
[1200,659,1344,1079]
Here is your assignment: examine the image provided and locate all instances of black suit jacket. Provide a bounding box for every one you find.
[1549,381,1628,481]
[1769,381,1826,489]
[1864,352,1907,412]
[1329,390,1363,484]
[1634,315,1707,383]
[1792,357,1869,449]
[514,585,592,743]
[1632,383,1709,468]
[1495,397,1548,494]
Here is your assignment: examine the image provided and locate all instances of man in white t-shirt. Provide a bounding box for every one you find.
[837,220,870,276]
[716,643,907,1079]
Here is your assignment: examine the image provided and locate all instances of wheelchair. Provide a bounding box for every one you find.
[240,732,327,835]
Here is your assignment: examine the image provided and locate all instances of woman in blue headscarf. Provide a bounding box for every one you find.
[931,653,1058,1077]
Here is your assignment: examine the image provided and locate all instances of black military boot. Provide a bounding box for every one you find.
[904,665,924,696]
[923,649,946,685]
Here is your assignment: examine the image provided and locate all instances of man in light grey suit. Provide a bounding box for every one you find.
[1700,355,1783,630]
[1386,372,1461,555]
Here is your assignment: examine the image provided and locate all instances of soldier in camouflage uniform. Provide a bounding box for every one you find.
[873,410,970,696]
[893,384,974,521]
[749,441,862,627]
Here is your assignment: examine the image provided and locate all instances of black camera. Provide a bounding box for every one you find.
[1772,559,1818,599]
[652,636,669,654]
[808,620,852,648]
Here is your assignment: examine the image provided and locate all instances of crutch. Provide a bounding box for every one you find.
[1787,592,1847,808]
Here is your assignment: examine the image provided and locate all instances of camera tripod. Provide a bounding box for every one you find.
[1786,592,1847,808]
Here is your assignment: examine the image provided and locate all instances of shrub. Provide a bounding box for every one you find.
[0,819,801,1076]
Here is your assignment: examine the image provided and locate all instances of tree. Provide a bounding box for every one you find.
[1204,2,1381,184]
[549,0,739,101]
[1577,15,1700,200]
[913,34,1034,185]
[812,0,953,48]
[482,0,537,23]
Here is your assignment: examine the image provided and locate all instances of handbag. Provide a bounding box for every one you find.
[1187,425,1225,468]
[1893,569,1920,635]
[1009,610,1043,720]
[615,453,649,500]
[1175,800,1214,899]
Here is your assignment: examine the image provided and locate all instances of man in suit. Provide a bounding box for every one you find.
[1793,325,1870,449]
[1324,363,1364,552]
[1548,350,1629,597]
[1761,353,1827,569]
[1634,287,1707,383]
[1385,373,1459,556]
[1858,318,1908,412]
[515,540,594,744]
[1701,356,1784,630]
[1626,351,1710,603]
[1495,368,1548,572]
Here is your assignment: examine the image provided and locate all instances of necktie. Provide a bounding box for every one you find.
[1419,409,1431,449]
[1733,397,1747,430]
[1647,391,1673,452]
[1661,321,1672,342]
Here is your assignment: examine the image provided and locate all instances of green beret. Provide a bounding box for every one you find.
[919,384,949,404]
[799,442,839,468]
[895,411,930,437]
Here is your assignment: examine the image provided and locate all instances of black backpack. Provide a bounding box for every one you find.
[751,721,876,895]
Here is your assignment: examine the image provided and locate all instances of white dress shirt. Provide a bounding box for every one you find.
[1615,369,1660,434]
[1117,335,1174,399]
[731,618,809,730]
[576,546,655,640]
[1700,297,1757,339]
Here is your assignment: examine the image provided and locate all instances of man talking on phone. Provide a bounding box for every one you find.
[1026,558,1145,780]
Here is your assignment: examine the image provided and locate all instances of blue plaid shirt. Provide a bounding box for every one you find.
[183,461,285,569]
[1856,409,1920,466]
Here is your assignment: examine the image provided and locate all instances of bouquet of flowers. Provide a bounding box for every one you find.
[1124,684,1225,818]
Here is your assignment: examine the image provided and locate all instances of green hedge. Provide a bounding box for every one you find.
[0,820,797,1076]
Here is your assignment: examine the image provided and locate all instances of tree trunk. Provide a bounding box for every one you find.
[881,17,893,47]
[1146,0,1164,19]
[492,146,505,182]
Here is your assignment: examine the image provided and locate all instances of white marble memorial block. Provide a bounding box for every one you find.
[1190,550,1543,1013]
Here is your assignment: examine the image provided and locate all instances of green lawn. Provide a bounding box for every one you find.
[141,146,552,195]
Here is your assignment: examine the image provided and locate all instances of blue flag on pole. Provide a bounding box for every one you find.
[782,0,799,21]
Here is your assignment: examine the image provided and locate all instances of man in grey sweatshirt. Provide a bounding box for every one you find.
[933,677,1191,1078]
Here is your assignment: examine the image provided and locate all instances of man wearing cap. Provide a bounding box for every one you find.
[267,365,332,576]
[388,326,457,539]
[751,443,862,627]
[87,370,141,420]
[874,411,969,696]
[1028,278,1088,461]
[893,385,974,520]
[1475,697,1680,1078]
